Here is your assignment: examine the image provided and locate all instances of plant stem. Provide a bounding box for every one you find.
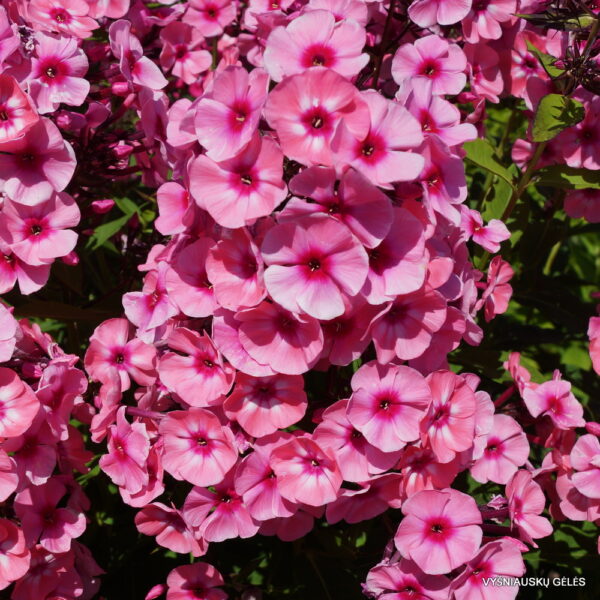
[371,0,397,89]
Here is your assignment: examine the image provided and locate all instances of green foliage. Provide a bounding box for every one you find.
[531,94,584,142]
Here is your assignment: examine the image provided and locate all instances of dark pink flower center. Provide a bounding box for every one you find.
[421,60,440,77]
[204,4,219,19]
[50,8,71,24]
[302,44,335,68]
[302,107,331,134]
[175,45,188,60]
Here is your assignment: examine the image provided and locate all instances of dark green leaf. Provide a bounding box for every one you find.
[532,94,584,142]
[464,139,516,188]
[526,41,565,78]
[87,214,131,250]
[535,165,600,189]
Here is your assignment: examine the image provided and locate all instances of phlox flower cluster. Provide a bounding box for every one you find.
[0,0,594,598]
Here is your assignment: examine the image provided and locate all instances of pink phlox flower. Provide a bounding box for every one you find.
[461,207,510,253]
[0,519,30,591]
[569,434,600,499]
[189,133,287,228]
[283,166,393,248]
[0,449,17,502]
[165,238,219,318]
[206,228,266,311]
[155,181,195,235]
[0,366,39,438]
[234,435,297,521]
[314,399,402,481]
[27,0,99,39]
[0,8,20,67]
[565,189,600,223]
[160,22,212,85]
[361,206,428,304]
[0,303,16,362]
[122,261,179,334]
[394,488,483,575]
[392,35,467,98]
[506,470,553,546]
[464,43,504,104]
[555,468,600,522]
[29,32,90,114]
[88,0,131,19]
[109,19,168,90]
[135,502,206,556]
[522,371,585,430]
[420,370,477,463]
[183,0,237,38]
[14,478,86,553]
[408,0,473,27]
[475,255,513,322]
[462,0,517,42]
[263,10,369,82]
[99,406,151,494]
[120,443,165,508]
[332,90,424,188]
[306,0,369,25]
[223,373,307,438]
[556,96,600,170]
[261,215,369,320]
[258,507,317,541]
[347,361,431,453]
[369,286,447,363]
[212,307,276,377]
[589,316,600,376]
[165,562,227,600]
[406,79,477,148]
[270,435,343,506]
[264,67,369,166]
[85,317,157,392]
[183,474,260,542]
[470,414,530,484]
[159,408,238,487]
[451,539,526,600]
[159,328,235,407]
[195,66,269,161]
[0,117,76,206]
[0,193,79,266]
[364,558,450,600]
[0,74,39,144]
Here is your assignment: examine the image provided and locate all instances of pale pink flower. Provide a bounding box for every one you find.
[408,0,472,27]
[88,0,130,19]
[365,559,450,600]
[331,90,424,187]
[506,470,553,546]
[590,316,600,376]
[166,562,227,600]
[159,328,235,407]
[159,408,238,487]
[370,287,447,363]
[283,166,392,248]
[261,215,369,320]
[306,0,368,25]
[0,117,76,206]
[476,256,513,322]
[464,43,504,103]
[159,22,212,85]
[470,414,529,484]
[195,66,269,161]
[270,436,343,506]
[394,488,483,575]
[135,503,205,556]
[29,32,90,114]
[569,434,600,499]
[0,303,16,363]
[522,372,585,430]
[452,539,526,600]
[0,520,30,591]
[347,361,431,453]
[263,10,368,82]
[462,0,516,42]
[399,446,460,498]
[0,8,19,67]
[420,370,477,463]
[461,208,510,253]
[84,318,157,392]
[223,373,307,437]
[155,182,194,236]
[206,228,266,311]
[183,0,237,38]
[0,367,39,438]
[265,67,369,166]
[165,239,218,318]
[14,478,86,553]
[0,193,79,266]
[0,449,17,501]
[314,399,402,481]
[189,134,287,228]
[183,474,259,542]
[236,301,324,374]
[27,0,99,39]
[392,35,467,97]
[0,74,39,144]
[109,20,168,90]
[99,407,151,494]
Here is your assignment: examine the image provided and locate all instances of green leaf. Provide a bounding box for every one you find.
[482,172,514,221]
[525,41,564,78]
[87,214,131,250]
[535,165,600,189]
[532,94,584,142]
[464,139,516,189]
